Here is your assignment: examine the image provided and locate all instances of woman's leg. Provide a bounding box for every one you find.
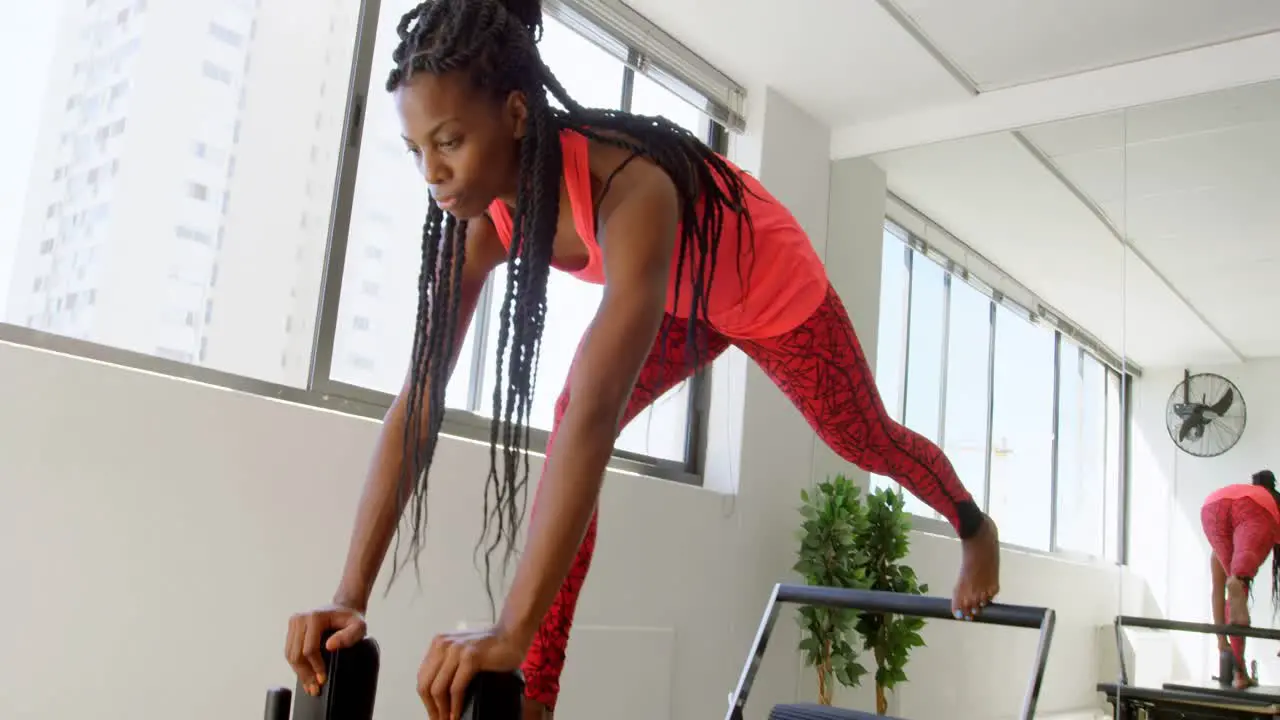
[1225,498,1273,674]
[733,283,998,616]
[1202,500,1240,669]
[520,316,729,716]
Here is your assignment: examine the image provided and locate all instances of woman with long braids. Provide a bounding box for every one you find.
[1201,469,1280,689]
[282,0,1000,717]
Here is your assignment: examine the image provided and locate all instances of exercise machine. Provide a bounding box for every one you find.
[261,583,1058,719]
[1099,615,1280,718]
[262,634,526,720]
[727,583,1056,720]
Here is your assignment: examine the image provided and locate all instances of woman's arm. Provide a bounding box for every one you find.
[497,159,679,645]
[333,215,508,612]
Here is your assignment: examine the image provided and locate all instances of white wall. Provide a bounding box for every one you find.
[1129,359,1280,684]
[0,86,1133,720]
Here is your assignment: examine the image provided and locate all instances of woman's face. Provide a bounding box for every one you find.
[395,70,526,219]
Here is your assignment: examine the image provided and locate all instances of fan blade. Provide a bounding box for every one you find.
[1208,388,1235,416]
[1180,412,1209,443]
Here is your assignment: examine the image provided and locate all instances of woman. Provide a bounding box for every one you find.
[282,0,1000,717]
[1202,469,1280,689]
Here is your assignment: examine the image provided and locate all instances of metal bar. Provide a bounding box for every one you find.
[774,584,1050,630]
[724,584,782,720]
[1018,611,1056,720]
[1115,616,1130,686]
[1048,334,1063,552]
[1117,615,1280,641]
[308,0,382,390]
[729,584,1055,720]
[982,299,997,513]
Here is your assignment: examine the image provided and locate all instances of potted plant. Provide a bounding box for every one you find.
[793,474,870,705]
[794,479,929,714]
[854,487,929,715]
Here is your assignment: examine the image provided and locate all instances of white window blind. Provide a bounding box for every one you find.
[545,0,747,132]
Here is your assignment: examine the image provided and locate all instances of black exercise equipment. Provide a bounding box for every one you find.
[727,583,1057,720]
[1102,615,1280,718]
[1096,682,1280,719]
[262,634,524,720]
[262,584,1057,720]
[264,635,379,720]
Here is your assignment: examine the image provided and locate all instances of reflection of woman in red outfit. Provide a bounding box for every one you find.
[1202,469,1280,689]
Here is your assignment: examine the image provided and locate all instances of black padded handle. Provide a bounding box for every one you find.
[775,583,1049,629]
[459,671,524,720]
[263,687,291,720]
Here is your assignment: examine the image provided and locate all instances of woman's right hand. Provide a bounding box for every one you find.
[284,604,368,696]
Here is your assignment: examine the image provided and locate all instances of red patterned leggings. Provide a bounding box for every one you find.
[1202,496,1276,666]
[520,282,981,710]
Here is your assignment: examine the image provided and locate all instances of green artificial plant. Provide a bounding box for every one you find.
[793,474,870,705]
[794,479,929,714]
[854,487,929,715]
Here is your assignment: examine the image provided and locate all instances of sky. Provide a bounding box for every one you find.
[0,2,61,319]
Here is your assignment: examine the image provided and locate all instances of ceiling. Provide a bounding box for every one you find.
[622,0,1280,127]
[873,79,1280,370]
[619,0,1280,370]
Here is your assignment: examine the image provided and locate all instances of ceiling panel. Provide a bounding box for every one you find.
[621,0,971,126]
[891,0,1280,91]
[1026,81,1280,359]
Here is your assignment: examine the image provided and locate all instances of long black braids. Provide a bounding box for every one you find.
[384,0,758,611]
[1249,469,1280,619]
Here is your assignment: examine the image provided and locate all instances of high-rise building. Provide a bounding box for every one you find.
[6,0,373,387]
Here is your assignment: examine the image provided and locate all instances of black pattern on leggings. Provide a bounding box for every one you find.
[521,282,979,710]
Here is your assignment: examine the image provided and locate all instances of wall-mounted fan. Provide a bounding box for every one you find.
[1165,369,1247,458]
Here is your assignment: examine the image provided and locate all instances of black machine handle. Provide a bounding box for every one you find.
[726,583,1056,720]
[262,642,523,720]
[776,584,1049,629]
[264,687,291,720]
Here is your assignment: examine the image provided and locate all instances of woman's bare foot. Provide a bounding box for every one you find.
[953,514,1001,619]
[1226,577,1251,626]
[1235,671,1254,690]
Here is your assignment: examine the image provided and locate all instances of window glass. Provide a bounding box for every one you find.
[3,0,360,386]
[899,252,946,519]
[987,305,1056,551]
[871,231,909,499]
[942,278,991,511]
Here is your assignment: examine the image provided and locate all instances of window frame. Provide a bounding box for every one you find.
[0,0,739,487]
[879,221,1132,564]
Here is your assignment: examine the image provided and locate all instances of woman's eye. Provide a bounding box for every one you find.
[438,138,461,151]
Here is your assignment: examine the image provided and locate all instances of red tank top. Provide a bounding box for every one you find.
[485,129,828,340]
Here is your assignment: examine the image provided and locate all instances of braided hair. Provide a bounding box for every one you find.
[1250,469,1280,618]
[384,0,755,609]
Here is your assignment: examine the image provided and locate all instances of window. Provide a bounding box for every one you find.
[4,0,739,481]
[871,230,908,498]
[875,225,1127,559]
[2,1,359,383]
[330,2,727,466]
[202,61,233,84]
[1104,371,1125,561]
[1054,344,1107,556]
[986,306,1056,550]
[899,252,945,518]
[942,277,991,511]
[209,22,245,48]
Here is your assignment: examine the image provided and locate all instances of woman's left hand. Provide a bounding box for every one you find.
[418,626,528,720]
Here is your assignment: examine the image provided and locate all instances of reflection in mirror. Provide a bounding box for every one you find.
[864,105,1131,716]
[1112,79,1280,703]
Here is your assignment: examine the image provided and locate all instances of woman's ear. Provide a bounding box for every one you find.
[505,90,529,139]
